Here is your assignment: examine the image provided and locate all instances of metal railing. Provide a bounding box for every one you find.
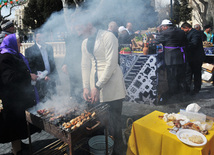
[21,42,66,56]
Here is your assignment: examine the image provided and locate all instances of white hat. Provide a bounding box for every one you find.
[118,26,126,33]
[160,19,172,26]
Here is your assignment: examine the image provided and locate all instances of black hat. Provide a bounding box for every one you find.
[204,25,212,30]
[1,20,14,31]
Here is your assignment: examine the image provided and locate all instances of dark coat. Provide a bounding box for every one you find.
[186,28,205,63]
[200,30,207,42]
[156,27,187,65]
[0,53,37,143]
[118,31,132,45]
[25,43,59,101]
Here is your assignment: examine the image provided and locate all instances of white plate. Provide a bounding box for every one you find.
[176,129,207,146]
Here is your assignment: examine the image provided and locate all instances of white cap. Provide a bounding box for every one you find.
[160,19,172,26]
[118,26,126,33]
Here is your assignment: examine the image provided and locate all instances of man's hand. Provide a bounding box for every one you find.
[83,88,92,102]
[134,30,140,34]
[62,65,68,74]
[30,73,38,81]
[90,87,100,104]
[45,76,50,81]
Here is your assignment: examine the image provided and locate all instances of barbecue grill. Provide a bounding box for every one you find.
[25,103,110,155]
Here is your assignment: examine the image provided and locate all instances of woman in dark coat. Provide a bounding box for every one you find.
[0,34,39,155]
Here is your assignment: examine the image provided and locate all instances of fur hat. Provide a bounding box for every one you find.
[1,20,14,31]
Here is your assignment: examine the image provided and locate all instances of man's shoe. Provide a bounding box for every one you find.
[186,87,191,93]
[16,150,23,155]
[12,149,23,155]
[190,90,199,95]
[21,142,29,149]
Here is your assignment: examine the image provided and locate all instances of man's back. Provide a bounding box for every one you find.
[157,27,186,46]
[186,28,205,62]
[156,27,187,65]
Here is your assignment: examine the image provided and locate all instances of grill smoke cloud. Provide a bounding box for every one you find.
[26,0,159,113]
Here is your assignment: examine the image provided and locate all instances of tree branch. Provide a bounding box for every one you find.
[198,0,208,6]
[193,11,202,24]
[1,0,29,22]
[192,0,202,15]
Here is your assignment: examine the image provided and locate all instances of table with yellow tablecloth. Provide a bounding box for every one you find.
[127,110,214,155]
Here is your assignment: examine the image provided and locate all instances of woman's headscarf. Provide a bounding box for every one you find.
[0,33,40,103]
[0,33,30,72]
[0,33,19,55]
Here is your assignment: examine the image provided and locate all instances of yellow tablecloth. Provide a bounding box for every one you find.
[127,110,214,155]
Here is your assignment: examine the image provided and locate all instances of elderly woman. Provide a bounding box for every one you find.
[0,34,39,155]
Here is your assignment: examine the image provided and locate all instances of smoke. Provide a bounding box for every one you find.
[36,0,159,40]
[25,0,159,114]
[28,94,87,115]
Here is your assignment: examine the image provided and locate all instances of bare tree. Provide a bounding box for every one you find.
[61,0,83,32]
[207,0,214,26]
[0,0,29,24]
[155,0,170,24]
[61,0,103,32]
[191,0,208,26]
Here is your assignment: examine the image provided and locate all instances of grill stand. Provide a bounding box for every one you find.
[27,121,33,154]
[105,120,108,155]
[26,122,109,155]
[26,107,110,155]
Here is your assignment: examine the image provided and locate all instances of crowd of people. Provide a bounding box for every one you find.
[0,17,213,155]
[156,20,213,100]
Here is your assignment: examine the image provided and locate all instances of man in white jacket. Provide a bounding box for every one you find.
[81,21,126,154]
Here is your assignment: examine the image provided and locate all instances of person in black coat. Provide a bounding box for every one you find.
[118,26,134,53]
[0,20,15,44]
[194,24,207,41]
[156,19,187,97]
[25,31,60,102]
[181,22,206,94]
[0,34,39,154]
[118,26,132,45]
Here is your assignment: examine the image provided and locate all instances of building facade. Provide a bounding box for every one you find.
[14,5,25,29]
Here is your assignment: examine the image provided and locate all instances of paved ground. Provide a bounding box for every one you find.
[1,57,214,155]
[1,81,214,155]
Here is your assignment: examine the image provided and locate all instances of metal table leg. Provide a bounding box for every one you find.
[105,126,108,155]
[68,134,73,155]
